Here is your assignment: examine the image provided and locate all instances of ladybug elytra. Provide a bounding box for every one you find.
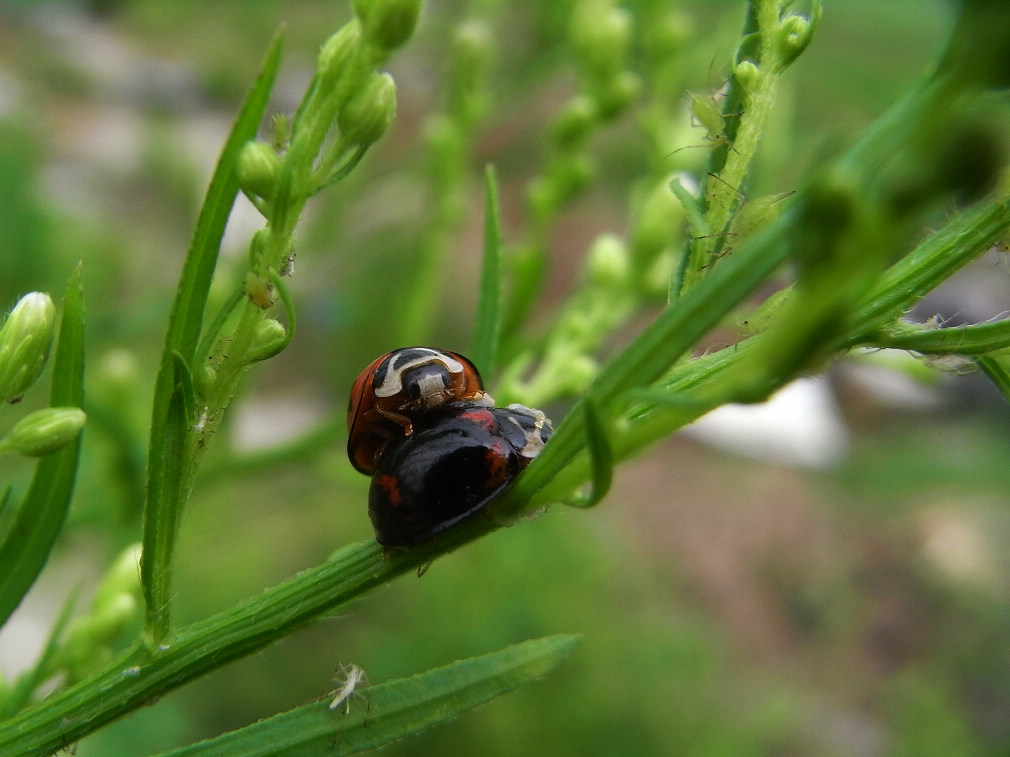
[347,347,489,474]
[367,404,553,546]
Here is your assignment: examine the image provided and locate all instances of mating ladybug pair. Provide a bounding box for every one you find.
[347,347,553,547]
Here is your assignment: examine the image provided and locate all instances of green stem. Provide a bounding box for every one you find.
[0,541,394,756]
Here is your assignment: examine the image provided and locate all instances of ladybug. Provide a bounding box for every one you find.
[368,403,553,547]
[347,347,490,474]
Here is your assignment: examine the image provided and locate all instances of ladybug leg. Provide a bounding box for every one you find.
[374,405,414,436]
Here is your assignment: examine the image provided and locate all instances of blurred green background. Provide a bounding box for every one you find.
[2,1,1010,755]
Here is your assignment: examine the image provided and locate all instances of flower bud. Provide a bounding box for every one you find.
[452,20,494,79]
[732,60,760,101]
[60,593,138,681]
[237,141,281,201]
[352,0,421,52]
[338,72,397,146]
[92,544,142,612]
[552,96,597,148]
[632,176,684,265]
[571,2,632,80]
[244,272,276,309]
[559,354,598,396]
[0,292,55,403]
[246,318,289,363]
[776,14,814,68]
[594,70,641,119]
[4,406,85,457]
[586,234,630,289]
[319,22,364,84]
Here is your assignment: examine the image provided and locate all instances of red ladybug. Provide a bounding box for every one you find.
[368,404,553,547]
[347,347,489,474]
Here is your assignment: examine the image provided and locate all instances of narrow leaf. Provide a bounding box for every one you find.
[142,31,284,643]
[976,354,1010,404]
[150,635,580,757]
[568,398,612,508]
[0,266,85,628]
[471,164,504,377]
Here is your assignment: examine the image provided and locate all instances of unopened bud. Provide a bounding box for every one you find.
[92,544,142,612]
[632,176,684,264]
[552,96,597,147]
[452,20,494,78]
[776,14,814,68]
[571,2,632,80]
[732,60,760,101]
[319,22,363,84]
[4,406,85,457]
[246,319,289,363]
[237,141,281,201]
[352,0,421,52]
[586,234,630,288]
[244,272,276,309]
[0,292,55,403]
[595,70,641,119]
[338,72,397,146]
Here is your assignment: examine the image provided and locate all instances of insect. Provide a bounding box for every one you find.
[328,663,369,714]
[347,347,490,474]
[367,403,553,547]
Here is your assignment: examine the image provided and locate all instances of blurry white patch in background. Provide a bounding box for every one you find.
[682,377,848,468]
[917,505,999,589]
[840,347,950,411]
[231,392,333,453]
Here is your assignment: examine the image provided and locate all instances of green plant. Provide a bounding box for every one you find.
[1,0,1009,754]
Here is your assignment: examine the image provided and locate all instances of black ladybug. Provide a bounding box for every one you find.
[368,404,553,547]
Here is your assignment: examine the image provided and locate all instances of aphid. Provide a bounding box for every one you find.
[328,663,369,714]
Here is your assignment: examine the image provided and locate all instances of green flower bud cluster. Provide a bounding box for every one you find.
[0,292,55,404]
[500,235,635,407]
[54,544,143,682]
[629,175,685,296]
[523,0,642,229]
[202,10,421,449]
[569,0,641,118]
[396,15,496,344]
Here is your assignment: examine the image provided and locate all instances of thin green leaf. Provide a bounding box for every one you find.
[976,354,1010,403]
[568,398,612,508]
[471,164,504,376]
[141,32,284,644]
[0,485,13,527]
[846,199,1010,341]
[151,635,580,757]
[0,266,85,629]
[192,288,244,376]
[171,352,198,428]
[667,177,708,302]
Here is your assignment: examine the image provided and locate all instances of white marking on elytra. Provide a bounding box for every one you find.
[328,663,369,714]
[373,349,464,398]
[503,403,550,458]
